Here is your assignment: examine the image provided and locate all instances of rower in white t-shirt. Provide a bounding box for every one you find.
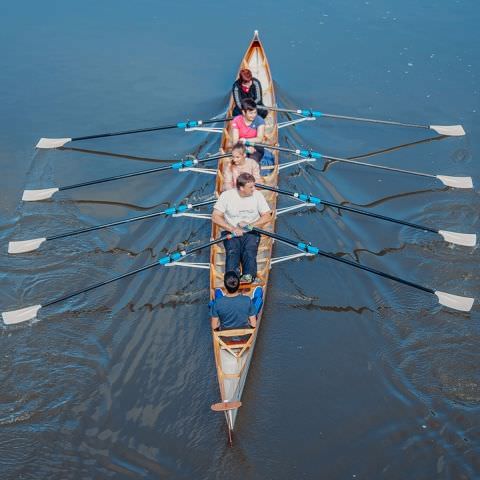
[212,172,271,283]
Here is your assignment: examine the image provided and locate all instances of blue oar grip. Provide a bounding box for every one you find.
[164,207,177,215]
[159,255,172,265]
[159,251,184,265]
[298,193,321,204]
[177,120,200,129]
[177,204,189,212]
[299,150,322,159]
[300,110,323,118]
[297,242,319,254]
[172,159,195,170]
[170,251,183,261]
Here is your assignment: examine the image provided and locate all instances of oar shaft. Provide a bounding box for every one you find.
[321,113,428,130]
[316,247,433,293]
[44,235,228,309]
[47,199,216,241]
[255,183,437,234]
[259,107,429,129]
[58,153,228,192]
[71,118,232,142]
[251,227,434,294]
[59,164,171,191]
[324,154,434,179]
[320,201,437,234]
[43,262,160,308]
[250,143,436,180]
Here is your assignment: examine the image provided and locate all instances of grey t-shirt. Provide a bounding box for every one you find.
[210,294,256,330]
[213,189,270,227]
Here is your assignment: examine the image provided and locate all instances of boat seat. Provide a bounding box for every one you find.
[214,328,256,358]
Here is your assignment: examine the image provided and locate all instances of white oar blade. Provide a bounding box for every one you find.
[430,125,465,136]
[438,230,477,247]
[8,237,47,254]
[435,291,474,312]
[436,175,473,189]
[36,137,72,149]
[2,305,42,325]
[22,188,59,201]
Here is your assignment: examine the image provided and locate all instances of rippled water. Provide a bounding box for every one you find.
[1,0,479,478]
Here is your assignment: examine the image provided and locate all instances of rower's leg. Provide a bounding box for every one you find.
[240,232,260,278]
[223,234,241,275]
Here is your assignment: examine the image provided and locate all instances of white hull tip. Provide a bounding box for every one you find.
[36,137,72,149]
[2,305,42,325]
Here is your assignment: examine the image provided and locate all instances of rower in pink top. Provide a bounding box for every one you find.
[231,98,266,162]
[222,142,261,191]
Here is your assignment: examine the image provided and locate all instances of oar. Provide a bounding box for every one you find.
[248,226,474,312]
[259,106,465,136]
[8,199,216,254]
[2,234,230,325]
[256,184,476,247]
[247,143,473,189]
[36,117,233,149]
[22,152,230,201]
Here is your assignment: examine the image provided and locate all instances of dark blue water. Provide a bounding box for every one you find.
[1,1,479,478]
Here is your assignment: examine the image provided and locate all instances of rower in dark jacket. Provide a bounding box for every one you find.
[232,68,268,119]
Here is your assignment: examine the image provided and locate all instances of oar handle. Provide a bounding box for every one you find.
[256,106,323,117]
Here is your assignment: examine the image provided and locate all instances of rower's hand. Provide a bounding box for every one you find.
[232,227,244,237]
[238,221,252,229]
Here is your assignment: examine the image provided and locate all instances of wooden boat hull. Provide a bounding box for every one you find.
[209,31,278,438]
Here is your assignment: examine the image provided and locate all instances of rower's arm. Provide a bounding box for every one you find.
[247,124,265,144]
[231,125,240,145]
[212,209,243,236]
[211,316,220,330]
[248,315,257,328]
[250,211,271,229]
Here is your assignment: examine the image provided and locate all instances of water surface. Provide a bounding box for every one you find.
[1,1,479,478]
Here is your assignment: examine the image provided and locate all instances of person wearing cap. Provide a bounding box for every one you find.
[222,142,261,191]
[231,98,265,163]
[210,271,257,331]
[212,172,271,283]
[232,68,268,119]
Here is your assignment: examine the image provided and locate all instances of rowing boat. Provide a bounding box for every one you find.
[2,28,475,448]
[209,31,278,442]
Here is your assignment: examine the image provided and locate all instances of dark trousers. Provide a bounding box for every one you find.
[222,231,260,277]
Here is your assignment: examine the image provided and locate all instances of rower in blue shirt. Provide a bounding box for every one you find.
[210,271,258,331]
